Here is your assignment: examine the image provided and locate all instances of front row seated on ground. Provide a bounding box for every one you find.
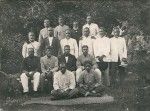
[51,61,105,100]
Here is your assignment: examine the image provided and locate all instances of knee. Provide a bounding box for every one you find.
[20,73,27,79]
[34,72,40,78]
[95,69,102,76]
[76,68,82,74]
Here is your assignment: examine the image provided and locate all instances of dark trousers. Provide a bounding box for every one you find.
[40,72,53,93]
[97,62,110,86]
[78,85,105,97]
[51,88,79,100]
[109,62,126,87]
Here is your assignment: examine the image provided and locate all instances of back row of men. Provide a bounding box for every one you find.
[20,15,127,100]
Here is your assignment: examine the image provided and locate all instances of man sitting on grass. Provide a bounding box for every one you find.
[51,62,78,100]
[77,60,105,97]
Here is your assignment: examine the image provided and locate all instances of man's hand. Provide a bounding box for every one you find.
[85,92,90,97]
[122,58,127,62]
[98,55,106,62]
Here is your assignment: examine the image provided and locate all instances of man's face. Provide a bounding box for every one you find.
[46,50,52,57]
[28,48,34,57]
[58,18,64,25]
[44,20,50,28]
[82,47,88,55]
[48,28,53,36]
[64,46,70,55]
[65,30,71,39]
[99,29,105,37]
[73,21,78,27]
[86,16,92,24]
[28,33,35,42]
[113,29,120,36]
[85,63,92,72]
[60,64,66,74]
[83,28,90,37]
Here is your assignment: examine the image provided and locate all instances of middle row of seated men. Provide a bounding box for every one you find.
[20,45,105,99]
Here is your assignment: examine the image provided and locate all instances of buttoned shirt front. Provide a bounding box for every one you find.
[39,28,49,44]
[40,55,58,73]
[54,25,69,40]
[110,37,127,62]
[22,41,40,58]
[53,70,76,91]
[79,36,95,56]
[82,23,99,36]
[93,36,111,62]
[60,38,78,58]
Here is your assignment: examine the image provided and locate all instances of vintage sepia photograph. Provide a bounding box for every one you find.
[0,0,150,111]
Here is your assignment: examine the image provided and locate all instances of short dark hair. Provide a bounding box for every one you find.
[83,60,93,67]
[82,45,88,49]
[64,45,70,49]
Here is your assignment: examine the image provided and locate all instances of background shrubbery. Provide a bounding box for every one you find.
[0,0,150,74]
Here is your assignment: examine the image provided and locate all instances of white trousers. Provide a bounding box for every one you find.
[20,72,40,93]
[76,68,102,82]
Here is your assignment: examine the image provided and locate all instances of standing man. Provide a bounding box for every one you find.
[40,46,58,94]
[79,27,95,56]
[39,19,51,44]
[54,16,69,40]
[51,62,78,100]
[78,61,105,97]
[82,15,99,37]
[71,20,82,45]
[40,27,61,57]
[110,27,127,87]
[76,45,101,82]
[22,32,40,58]
[60,29,78,58]
[58,45,77,72]
[93,28,111,86]
[20,48,41,96]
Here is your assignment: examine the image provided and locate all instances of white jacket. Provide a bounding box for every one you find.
[110,37,127,62]
[93,36,111,62]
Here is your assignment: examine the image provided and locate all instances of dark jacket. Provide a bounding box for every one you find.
[58,54,77,71]
[41,37,61,57]
[22,56,41,72]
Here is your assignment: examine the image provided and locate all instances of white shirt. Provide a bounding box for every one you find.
[93,36,111,62]
[110,37,127,62]
[48,37,53,46]
[39,28,49,44]
[60,38,78,58]
[79,36,95,56]
[53,70,76,91]
[65,56,68,63]
[54,25,69,40]
[82,23,99,36]
[22,41,40,58]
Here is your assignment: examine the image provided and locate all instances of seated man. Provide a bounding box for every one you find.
[40,46,58,94]
[51,63,78,100]
[76,45,101,82]
[78,61,105,97]
[20,48,41,96]
[58,45,77,72]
